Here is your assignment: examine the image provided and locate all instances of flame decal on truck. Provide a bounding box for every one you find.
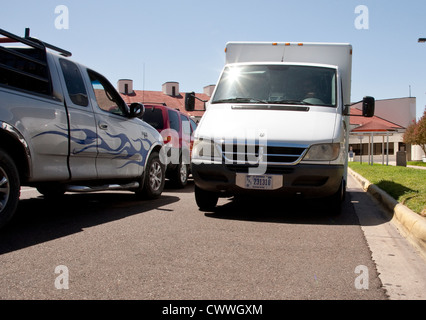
[33,126,152,168]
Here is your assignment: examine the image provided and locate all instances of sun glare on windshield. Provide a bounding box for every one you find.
[226,66,241,83]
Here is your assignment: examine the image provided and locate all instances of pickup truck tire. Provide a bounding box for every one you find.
[136,151,165,199]
[195,185,219,211]
[0,149,20,229]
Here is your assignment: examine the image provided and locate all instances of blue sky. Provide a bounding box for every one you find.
[1,0,425,119]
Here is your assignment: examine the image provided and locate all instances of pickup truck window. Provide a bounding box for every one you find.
[59,58,88,107]
[211,65,337,107]
[0,47,51,96]
[88,70,125,116]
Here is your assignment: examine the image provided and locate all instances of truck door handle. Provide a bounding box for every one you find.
[99,123,108,130]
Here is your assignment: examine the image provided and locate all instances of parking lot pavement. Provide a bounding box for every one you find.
[0,178,425,300]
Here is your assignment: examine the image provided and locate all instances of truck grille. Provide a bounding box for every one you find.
[220,143,307,165]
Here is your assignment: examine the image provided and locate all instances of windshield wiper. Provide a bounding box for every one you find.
[212,97,268,104]
[267,99,314,105]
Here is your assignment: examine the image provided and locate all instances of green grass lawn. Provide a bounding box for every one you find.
[407,161,426,167]
[348,162,426,215]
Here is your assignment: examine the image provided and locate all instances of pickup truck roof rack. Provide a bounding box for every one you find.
[0,28,72,57]
[0,28,71,95]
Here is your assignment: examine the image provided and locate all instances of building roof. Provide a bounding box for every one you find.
[351,121,397,132]
[350,107,404,132]
[120,90,209,118]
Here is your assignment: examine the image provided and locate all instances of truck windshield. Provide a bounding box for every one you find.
[211,65,337,107]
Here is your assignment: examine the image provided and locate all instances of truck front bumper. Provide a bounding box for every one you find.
[191,162,344,198]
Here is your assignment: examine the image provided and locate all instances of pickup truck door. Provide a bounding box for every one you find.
[86,69,150,179]
[57,58,98,180]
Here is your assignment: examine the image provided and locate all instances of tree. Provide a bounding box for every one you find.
[416,109,426,154]
[404,108,426,155]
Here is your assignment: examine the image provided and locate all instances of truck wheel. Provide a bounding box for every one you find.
[195,185,219,211]
[327,179,345,216]
[136,151,165,199]
[0,149,20,229]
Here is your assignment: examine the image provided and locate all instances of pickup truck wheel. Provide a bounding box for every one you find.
[136,151,165,199]
[0,150,20,229]
[195,185,219,211]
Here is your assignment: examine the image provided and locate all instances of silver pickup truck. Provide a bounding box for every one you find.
[0,28,165,229]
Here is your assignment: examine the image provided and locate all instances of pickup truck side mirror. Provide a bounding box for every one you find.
[129,102,145,118]
[362,96,375,117]
[185,92,195,112]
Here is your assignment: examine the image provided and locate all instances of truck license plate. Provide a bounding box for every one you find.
[236,173,282,190]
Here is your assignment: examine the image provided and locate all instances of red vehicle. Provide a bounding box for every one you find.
[141,104,197,187]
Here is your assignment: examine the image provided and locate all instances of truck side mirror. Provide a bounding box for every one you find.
[362,96,375,117]
[129,102,145,118]
[185,92,195,112]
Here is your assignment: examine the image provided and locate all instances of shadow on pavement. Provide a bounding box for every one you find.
[164,179,196,194]
[0,192,180,254]
[203,190,391,227]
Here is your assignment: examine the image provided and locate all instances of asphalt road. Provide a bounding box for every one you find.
[0,175,425,300]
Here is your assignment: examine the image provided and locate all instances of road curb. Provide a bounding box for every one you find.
[348,168,426,259]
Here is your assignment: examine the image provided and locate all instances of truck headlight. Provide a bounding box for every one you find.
[303,143,340,161]
[192,138,221,161]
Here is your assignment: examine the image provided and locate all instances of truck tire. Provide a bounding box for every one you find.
[326,178,345,216]
[0,149,20,229]
[136,151,165,199]
[195,185,219,211]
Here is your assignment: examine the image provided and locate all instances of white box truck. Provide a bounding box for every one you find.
[185,41,374,214]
